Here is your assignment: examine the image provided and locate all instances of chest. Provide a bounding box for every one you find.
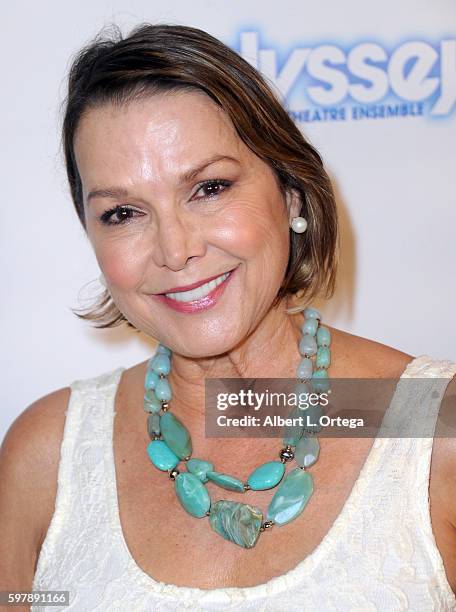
[113,433,376,589]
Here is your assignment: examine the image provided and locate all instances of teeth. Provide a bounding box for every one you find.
[165,272,230,302]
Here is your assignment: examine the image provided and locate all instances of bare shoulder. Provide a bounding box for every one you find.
[326,324,414,378]
[428,372,456,593]
[0,386,71,587]
[328,325,456,589]
[431,373,456,523]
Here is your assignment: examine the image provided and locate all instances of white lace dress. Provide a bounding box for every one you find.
[32,355,456,611]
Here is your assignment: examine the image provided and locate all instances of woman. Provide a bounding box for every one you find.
[1,23,455,611]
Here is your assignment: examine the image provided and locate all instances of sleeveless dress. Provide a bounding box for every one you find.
[31,354,456,611]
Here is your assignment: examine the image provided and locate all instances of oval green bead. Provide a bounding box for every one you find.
[147,413,160,438]
[159,411,192,459]
[206,471,245,492]
[316,346,331,369]
[247,461,285,490]
[301,317,318,336]
[146,440,179,471]
[282,405,305,446]
[154,378,172,401]
[311,369,330,393]
[302,403,323,433]
[144,369,159,390]
[295,381,312,406]
[175,472,211,518]
[299,333,317,357]
[296,358,313,380]
[283,431,303,446]
[316,325,331,347]
[303,307,321,320]
[149,353,171,375]
[295,435,320,468]
[143,389,162,413]
[186,458,214,483]
[266,468,313,525]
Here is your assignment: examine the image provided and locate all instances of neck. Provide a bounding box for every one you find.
[166,295,306,424]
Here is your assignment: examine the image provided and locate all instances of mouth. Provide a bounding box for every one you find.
[152,265,238,313]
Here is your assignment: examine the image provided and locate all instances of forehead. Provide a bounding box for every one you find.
[73,90,246,185]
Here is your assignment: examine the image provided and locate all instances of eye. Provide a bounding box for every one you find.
[193,179,232,200]
[99,205,143,226]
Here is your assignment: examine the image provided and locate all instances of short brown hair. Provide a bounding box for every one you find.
[63,23,339,329]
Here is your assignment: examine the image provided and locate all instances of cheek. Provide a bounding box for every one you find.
[95,238,145,289]
[223,198,289,260]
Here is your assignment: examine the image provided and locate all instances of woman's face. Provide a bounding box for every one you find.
[74,89,300,356]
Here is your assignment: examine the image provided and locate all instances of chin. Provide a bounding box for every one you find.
[168,327,244,359]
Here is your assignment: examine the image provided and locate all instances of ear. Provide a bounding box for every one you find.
[285,188,302,225]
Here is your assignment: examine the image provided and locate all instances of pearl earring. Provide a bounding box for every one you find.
[291,216,307,234]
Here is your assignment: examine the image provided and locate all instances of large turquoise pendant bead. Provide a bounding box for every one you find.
[206,471,245,492]
[247,461,285,490]
[295,436,320,468]
[186,458,214,483]
[160,412,192,459]
[175,472,211,518]
[209,500,263,548]
[147,440,179,471]
[266,468,313,525]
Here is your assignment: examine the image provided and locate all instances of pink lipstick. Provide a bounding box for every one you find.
[153,266,238,313]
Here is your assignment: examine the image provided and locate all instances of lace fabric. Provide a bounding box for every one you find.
[31,355,456,611]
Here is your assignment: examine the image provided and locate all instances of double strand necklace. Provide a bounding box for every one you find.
[144,306,331,548]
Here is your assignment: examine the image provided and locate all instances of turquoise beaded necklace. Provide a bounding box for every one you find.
[144,306,331,549]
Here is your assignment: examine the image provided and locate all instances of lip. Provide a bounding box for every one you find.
[156,268,236,294]
[152,266,238,314]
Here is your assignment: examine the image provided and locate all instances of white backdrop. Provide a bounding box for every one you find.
[2,0,455,441]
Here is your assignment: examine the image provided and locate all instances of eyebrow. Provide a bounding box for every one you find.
[86,154,239,204]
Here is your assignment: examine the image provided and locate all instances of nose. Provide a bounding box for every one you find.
[152,209,206,271]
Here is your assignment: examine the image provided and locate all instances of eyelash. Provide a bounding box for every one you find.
[99,179,233,226]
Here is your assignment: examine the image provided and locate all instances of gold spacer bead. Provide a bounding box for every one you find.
[279,447,294,462]
[243,483,251,491]
[259,520,275,531]
[161,401,170,412]
[168,468,180,480]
